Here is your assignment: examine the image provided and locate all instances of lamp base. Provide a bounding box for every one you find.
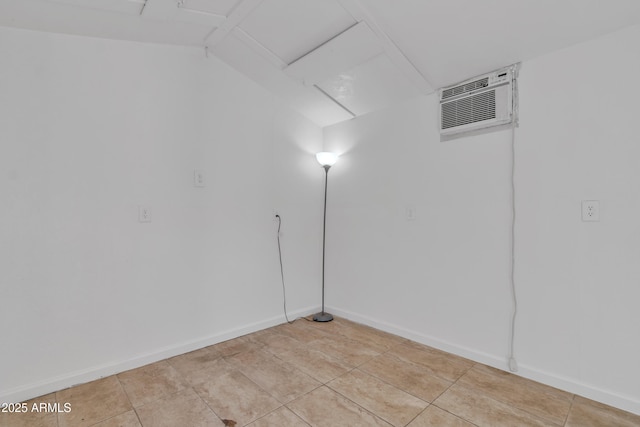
[312,312,334,322]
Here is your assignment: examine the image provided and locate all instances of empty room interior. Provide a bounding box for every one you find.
[2,0,640,426]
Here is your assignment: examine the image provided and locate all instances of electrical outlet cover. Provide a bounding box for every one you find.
[582,200,600,222]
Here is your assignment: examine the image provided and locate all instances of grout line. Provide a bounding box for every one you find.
[322,381,396,427]
[283,399,315,427]
[402,403,479,427]
[429,365,480,426]
[403,403,431,427]
[354,355,436,405]
[331,364,431,413]
[112,374,142,427]
[249,404,304,426]
[429,371,459,404]
[132,407,144,427]
[432,379,559,427]
[53,390,61,427]
[191,386,234,427]
[430,403,482,427]
[85,409,141,427]
[450,363,573,426]
[427,365,481,427]
[387,341,476,385]
[223,344,325,408]
[114,373,133,408]
[563,394,577,427]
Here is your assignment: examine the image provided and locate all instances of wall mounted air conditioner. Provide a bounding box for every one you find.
[439,65,518,140]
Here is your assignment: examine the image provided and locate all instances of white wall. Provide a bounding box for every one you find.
[323,24,640,414]
[4,20,639,415]
[0,26,322,402]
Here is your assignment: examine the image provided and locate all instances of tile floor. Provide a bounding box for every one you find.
[2,317,639,427]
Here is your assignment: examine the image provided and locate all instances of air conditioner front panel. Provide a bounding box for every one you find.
[440,84,512,136]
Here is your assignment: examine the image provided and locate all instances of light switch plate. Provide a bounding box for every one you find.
[194,170,205,187]
[406,206,417,221]
[139,206,152,223]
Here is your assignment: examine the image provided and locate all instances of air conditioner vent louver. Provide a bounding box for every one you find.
[441,77,489,100]
[441,90,496,130]
[439,66,517,139]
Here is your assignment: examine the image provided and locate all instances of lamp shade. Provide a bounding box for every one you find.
[316,152,339,167]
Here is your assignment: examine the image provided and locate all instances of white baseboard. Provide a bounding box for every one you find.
[327,306,640,416]
[515,363,640,416]
[0,306,317,404]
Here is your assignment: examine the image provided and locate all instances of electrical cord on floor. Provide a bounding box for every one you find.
[276,214,311,324]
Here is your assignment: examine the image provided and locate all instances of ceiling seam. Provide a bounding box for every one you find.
[313,85,356,118]
[203,0,264,47]
[336,0,435,93]
[232,27,287,69]
[287,20,359,66]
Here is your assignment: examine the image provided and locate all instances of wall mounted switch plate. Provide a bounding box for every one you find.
[139,206,152,223]
[194,170,205,187]
[406,206,417,221]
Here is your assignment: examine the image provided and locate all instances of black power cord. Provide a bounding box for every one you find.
[275,214,310,324]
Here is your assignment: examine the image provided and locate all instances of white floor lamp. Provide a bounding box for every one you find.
[313,152,338,322]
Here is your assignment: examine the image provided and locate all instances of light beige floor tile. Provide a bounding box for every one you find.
[246,407,310,427]
[311,320,396,353]
[308,335,381,367]
[287,386,392,427]
[57,376,132,427]
[0,393,59,427]
[135,388,223,427]
[249,331,306,356]
[276,346,352,383]
[273,321,332,344]
[359,352,452,402]
[389,343,474,382]
[193,370,280,426]
[211,336,264,358]
[19,317,640,427]
[117,361,187,407]
[167,347,222,378]
[334,318,408,347]
[224,347,274,369]
[245,329,273,340]
[227,348,320,403]
[456,364,572,425]
[328,369,427,427]
[434,383,556,427]
[573,395,640,421]
[566,396,640,427]
[90,411,141,427]
[407,405,475,427]
[181,357,237,387]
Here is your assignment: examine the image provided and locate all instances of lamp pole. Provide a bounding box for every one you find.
[313,152,338,322]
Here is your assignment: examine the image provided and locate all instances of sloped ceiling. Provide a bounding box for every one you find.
[1,0,639,127]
